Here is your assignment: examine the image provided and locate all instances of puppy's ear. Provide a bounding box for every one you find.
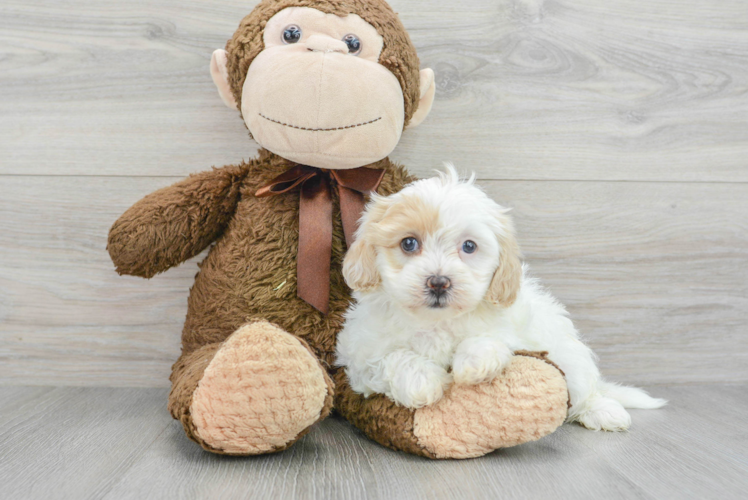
[342,194,391,291]
[486,213,522,307]
[343,238,380,291]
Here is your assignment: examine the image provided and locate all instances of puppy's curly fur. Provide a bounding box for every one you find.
[337,165,667,430]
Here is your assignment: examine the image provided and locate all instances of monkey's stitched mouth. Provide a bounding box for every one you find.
[259,113,381,132]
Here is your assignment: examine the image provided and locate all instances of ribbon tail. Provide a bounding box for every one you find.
[332,167,385,248]
[297,175,333,314]
[338,186,365,249]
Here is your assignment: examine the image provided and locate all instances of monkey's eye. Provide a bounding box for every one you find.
[282,25,302,44]
[342,34,362,55]
[462,240,477,254]
[401,237,419,254]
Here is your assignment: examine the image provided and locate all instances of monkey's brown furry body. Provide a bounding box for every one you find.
[110,150,407,450]
[107,0,569,459]
[109,151,568,458]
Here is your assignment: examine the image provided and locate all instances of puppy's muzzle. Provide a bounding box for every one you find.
[426,275,451,307]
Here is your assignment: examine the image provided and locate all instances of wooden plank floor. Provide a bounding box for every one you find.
[1,385,746,500]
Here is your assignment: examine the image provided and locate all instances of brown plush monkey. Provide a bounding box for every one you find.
[108,0,568,459]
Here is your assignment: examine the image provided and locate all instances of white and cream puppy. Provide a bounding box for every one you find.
[336,165,666,431]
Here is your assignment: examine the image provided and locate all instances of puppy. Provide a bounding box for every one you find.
[336,165,666,431]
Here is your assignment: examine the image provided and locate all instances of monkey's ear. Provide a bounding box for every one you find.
[210,49,238,110]
[406,68,436,129]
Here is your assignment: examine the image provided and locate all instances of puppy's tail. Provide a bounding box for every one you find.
[599,380,667,409]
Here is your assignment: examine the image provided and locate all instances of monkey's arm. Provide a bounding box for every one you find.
[107,164,249,278]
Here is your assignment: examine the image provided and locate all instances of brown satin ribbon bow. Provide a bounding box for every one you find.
[255,164,385,314]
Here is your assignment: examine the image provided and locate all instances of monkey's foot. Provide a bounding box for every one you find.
[335,352,568,459]
[173,321,333,455]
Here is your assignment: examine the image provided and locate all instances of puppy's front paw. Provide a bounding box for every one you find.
[577,397,632,432]
[388,363,451,409]
[452,337,513,385]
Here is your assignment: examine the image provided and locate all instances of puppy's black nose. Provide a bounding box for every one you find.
[427,275,451,292]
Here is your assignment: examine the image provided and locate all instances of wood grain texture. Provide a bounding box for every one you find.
[0,387,171,500]
[0,0,746,386]
[1,1,745,496]
[0,385,746,499]
[1,176,745,386]
[0,0,747,180]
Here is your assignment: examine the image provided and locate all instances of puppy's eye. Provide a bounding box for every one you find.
[342,34,362,55]
[282,25,302,44]
[462,240,477,254]
[400,237,419,254]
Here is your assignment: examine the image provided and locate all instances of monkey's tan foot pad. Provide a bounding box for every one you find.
[190,321,333,455]
[335,353,568,459]
[413,354,568,458]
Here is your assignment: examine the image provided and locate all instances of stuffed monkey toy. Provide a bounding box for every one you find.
[108,0,569,459]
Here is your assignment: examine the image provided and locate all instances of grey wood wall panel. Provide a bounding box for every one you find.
[1,0,747,180]
[1,176,745,386]
[0,0,746,387]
